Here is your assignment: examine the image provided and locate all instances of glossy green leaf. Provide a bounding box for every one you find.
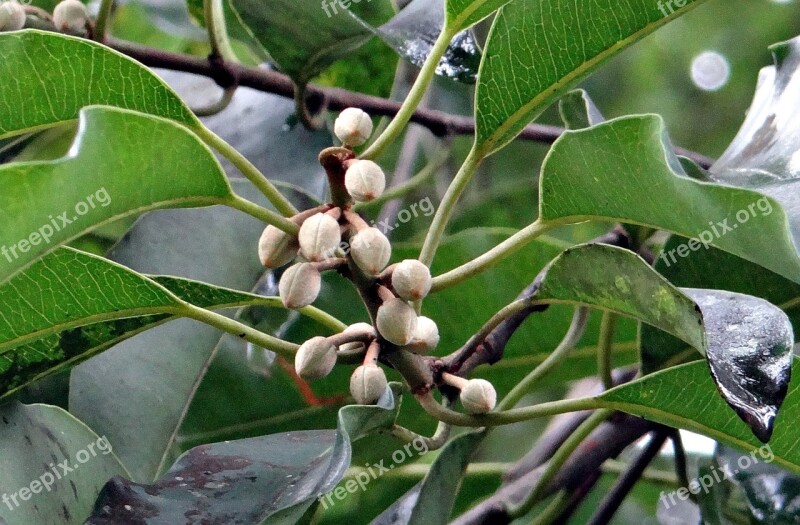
[85,385,403,524]
[597,359,800,473]
[0,403,127,525]
[0,31,197,139]
[539,115,800,284]
[444,0,511,33]
[475,0,706,155]
[0,106,233,284]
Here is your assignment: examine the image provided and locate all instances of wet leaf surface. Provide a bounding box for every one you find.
[86,385,403,524]
[684,289,794,443]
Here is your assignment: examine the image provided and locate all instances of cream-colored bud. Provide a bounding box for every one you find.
[334,108,373,147]
[350,227,391,275]
[295,336,337,380]
[258,225,298,268]
[345,160,385,202]
[392,259,432,301]
[460,379,497,414]
[53,0,89,33]
[0,2,26,31]
[299,213,341,262]
[407,316,439,354]
[343,322,377,337]
[279,263,321,309]
[376,298,417,346]
[350,365,387,404]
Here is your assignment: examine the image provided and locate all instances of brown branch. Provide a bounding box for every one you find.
[107,38,715,169]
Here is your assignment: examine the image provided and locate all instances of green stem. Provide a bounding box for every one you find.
[418,146,483,267]
[195,125,298,217]
[296,304,348,333]
[415,392,600,427]
[360,28,454,160]
[389,418,451,451]
[430,219,555,292]
[192,85,237,117]
[354,147,448,212]
[94,0,114,41]
[204,0,237,60]
[498,307,590,411]
[226,194,299,235]
[597,311,618,390]
[507,409,613,519]
[181,303,299,358]
[529,491,570,525]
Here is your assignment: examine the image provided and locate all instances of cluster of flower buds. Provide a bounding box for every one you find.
[256,107,497,411]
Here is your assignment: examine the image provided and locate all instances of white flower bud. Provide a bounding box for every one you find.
[392,259,432,301]
[376,298,417,346]
[407,316,439,354]
[53,0,89,33]
[339,341,365,353]
[258,225,298,268]
[299,213,341,262]
[343,322,377,337]
[345,160,385,202]
[295,337,337,380]
[334,108,373,147]
[460,379,497,414]
[279,263,321,309]
[350,227,391,275]
[0,2,26,31]
[350,365,387,404]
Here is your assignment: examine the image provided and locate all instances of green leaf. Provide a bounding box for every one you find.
[0,31,197,139]
[0,403,127,525]
[85,385,403,524]
[597,359,800,474]
[225,0,390,85]
[475,0,706,155]
[445,0,511,33]
[68,182,296,483]
[539,115,800,284]
[0,106,233,284]
[372,431,485,525]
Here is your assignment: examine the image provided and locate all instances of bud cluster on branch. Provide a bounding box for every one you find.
[255,108,496,412]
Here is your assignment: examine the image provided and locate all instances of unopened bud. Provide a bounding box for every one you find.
[343,322,377,337]
[53,0,89,33]
[351,227,391,275]
[350,365,388,404]
[345,160,385,202]
[258,225,298,268]
[295,336,337,380]
[279,263,321,309]
[299,213,341,262]
[376,298,417,346]
[392,259,432,301]
[0,2,26,31]
[334,108,373,147]
[460,379,497,414]
[407,316,439,354]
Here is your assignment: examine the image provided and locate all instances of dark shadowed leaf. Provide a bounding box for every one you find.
[371,431,484,525]
[683,289,794,443]
[0,403,127,525]
[85,385,403,524]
